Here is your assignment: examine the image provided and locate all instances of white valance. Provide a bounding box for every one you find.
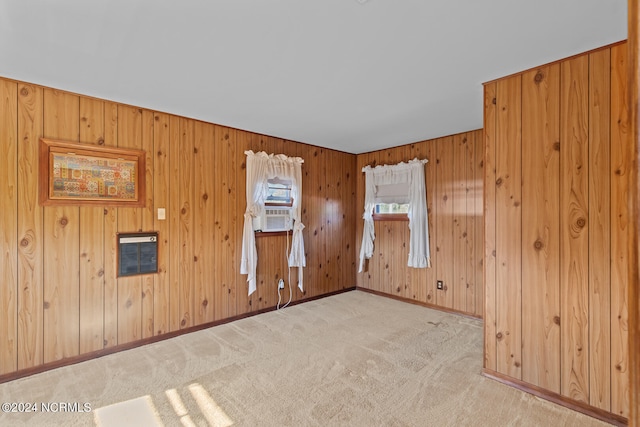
[358,158,431,272]
[240,150,306,296]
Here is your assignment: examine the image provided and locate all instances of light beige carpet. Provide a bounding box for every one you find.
[0,291,610,426]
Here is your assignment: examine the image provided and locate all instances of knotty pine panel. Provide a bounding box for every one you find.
[464,132,477,315]
[78,97,106,354]
[483,42,630,420]
[17,83,44,369]
[436,136,455,310]
[610,42,630,419]
[560,55,590,404]
[226,129,239,318]
[587,48,612,412]
[42,89,81,363]
[520,64,561,393]
[355,130,484,318]
[116,105,144,345]
[102,101,119,349]
[140,109,155,340]
[213,125,231,321]
[452,133,468,312]
[167,115,182,331]
[472,134,483,318]
[0,74,355,381]
[178,118,195,329]
[483,82,497,372]
[0,79,18,375]
[494,75,522,380]
[193,121,215,324]
[152,112,171,336]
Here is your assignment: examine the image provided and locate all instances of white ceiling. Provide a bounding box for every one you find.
[0,1,627,154]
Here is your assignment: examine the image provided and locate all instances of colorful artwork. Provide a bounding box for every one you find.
[50,152,138,201]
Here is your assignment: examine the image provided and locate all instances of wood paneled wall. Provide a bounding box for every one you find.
[484,42,629,419]
[0,77,357,377]
[355,130,484,318]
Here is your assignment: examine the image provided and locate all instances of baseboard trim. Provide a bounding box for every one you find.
[355,286,483,320]
[482,368,628,426]
[0,286,356,385]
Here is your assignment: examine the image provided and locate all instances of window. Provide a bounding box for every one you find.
[253,178,293,233]
[372,181,410,220]
[241,150,306,296]
[373,202,409,219]
[265,178,293,207]
[359,158,431,272]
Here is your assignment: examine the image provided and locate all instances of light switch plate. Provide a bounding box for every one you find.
[157,208,166,220]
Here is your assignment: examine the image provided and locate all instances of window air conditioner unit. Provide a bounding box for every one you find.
[253,207,293,232]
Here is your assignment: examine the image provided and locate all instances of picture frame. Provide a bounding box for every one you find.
[39,138,146,207]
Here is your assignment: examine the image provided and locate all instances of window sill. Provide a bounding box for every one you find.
[254,230,293,238]
[372,213,409,221]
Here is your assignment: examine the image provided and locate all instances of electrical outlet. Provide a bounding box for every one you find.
[278,279,285,289]
[436,280,444,290]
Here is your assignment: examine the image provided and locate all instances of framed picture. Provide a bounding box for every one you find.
[39,138,146,207]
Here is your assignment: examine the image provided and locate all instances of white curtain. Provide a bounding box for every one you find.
[358,158,430,272]
[240,150,305,295]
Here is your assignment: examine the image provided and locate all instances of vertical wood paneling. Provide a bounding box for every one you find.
[465,132,476,314]
[610,42,630,418]
[179,118,195,328]
[495,75,522,379]
[626,4,640,423]
[560,55,590,403]
[473,134,484,318]
[483,82,497,371]
[355,132,483,318]
[218,126,232,319]
[344,152,357,287]
[194,121,215,324]
[326,149,340,294]
[78,98,105,354]
[452,133,467,312]
[140,109,155,339]
[102,102,118,349]
[227,129,238,317]
[168,115,181,331]
[153,112,170,336]
[213,126,229,317]
[588,48,611,411]
[42,89,80,363]
[316,147,328,298]
[306,145,321,297]
[17,83,44,369]
[521,65,561,392]
[1,75,356,384]
[0,80,18,375]
[484,42,630,420]
[18,84,44,369]
[116,105,143,345]
[234,130,252,314]
[380,221,393,296]
[436,136,454,309]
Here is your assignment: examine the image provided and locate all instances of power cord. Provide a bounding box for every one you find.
[277,226,293,310]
